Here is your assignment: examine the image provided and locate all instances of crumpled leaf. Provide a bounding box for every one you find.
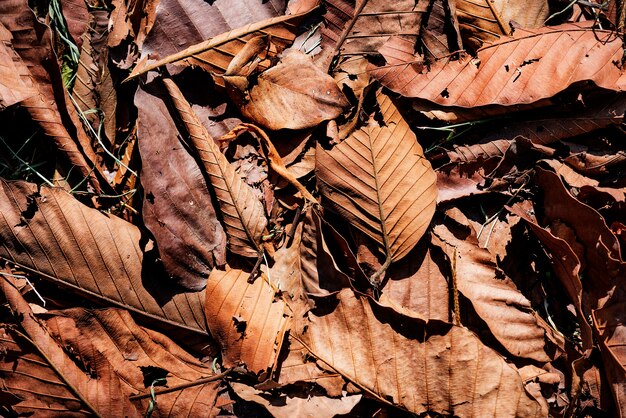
[45,308,224,417]
[455,0,549,50]
[0,180,209,341]
[230,381,361,418]
[205,267,290,378]
[163,78,268,258]
[225,49,348,130]
[319,0,428,68]
[136,83,227,290]
[316,91,437,282]
[372,24,626,108]
[295,288,544,417]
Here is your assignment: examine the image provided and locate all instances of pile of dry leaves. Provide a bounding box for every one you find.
[0,0,625,416]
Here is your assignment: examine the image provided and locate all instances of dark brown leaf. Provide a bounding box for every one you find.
[136,83,227,290]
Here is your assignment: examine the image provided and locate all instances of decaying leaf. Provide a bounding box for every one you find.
[455,0,549,50]
[137,84,227,290]
[163,78,268,258]
[316,91,437,282]
[127,7,316,84]
[204,267,290,377]
[0,180,209,340]
[225,49,348,130]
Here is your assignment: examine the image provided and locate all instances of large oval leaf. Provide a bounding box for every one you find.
[316,91,437,280]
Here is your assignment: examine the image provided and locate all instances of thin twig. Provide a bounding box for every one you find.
[129,369,233,401]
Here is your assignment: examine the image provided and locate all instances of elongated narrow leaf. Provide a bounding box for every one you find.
[137,84,227,290]
[455,0,548,50]
[0,1,107,193]
[509,204,593,351]
[163,78,267,258]
[205,268,290,377]
[296,288,543,417]
[127,8,314,83]
[432,215,559,363]
[0,180,209,338]
[0,275,140,417]
[316,91,437,280]
[372,24,626,108]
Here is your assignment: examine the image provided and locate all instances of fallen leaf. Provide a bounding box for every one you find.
[296,288,544,417]
[163,78,268,258]
[204,267,290,377]
[0,180,210,342]
[372,24,626,108]
[136,83,227,290]
[316,91,437,282]
[225,50,348,130]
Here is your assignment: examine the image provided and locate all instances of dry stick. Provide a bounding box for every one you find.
[223,123,317,204]
[129,369,233,401]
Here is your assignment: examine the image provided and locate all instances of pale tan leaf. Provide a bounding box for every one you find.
[0,180,209,341]
[315,91,437,281]
[163,78,267,258]
[296,288,543,417]
[456,0,549,50]
[204,267,290,377]
[127,8,315,83]
[372,24,626,108]
[0,25,33,108]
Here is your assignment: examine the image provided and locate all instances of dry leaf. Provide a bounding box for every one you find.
[316,91,437,282]
[205,267,290,377]
[225,50,348,130]
[372,24,626,108]
[163,78,268,258]
[136,83,227,290]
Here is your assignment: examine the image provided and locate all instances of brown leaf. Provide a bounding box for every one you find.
[127,7,315,83]
[204,267,290,377]
[455,0,549,50]
[0,25,33,109]
[136,84,227,290]
[316,91,437,282]
[380,237,450,321]
[225,50,348,130]
[536,167,622,306]
[372,24,626,108]
[508,204,593,352]
[0,180,210,341]
[319,0,428,68]
[45,308,224,417]
[421,0,463,60]
[295,288,544,416]
[163,78,268,258]
[433,213,560,363]
[0,274,140,417]
[230,381,361,418]
[0,3,105,193]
